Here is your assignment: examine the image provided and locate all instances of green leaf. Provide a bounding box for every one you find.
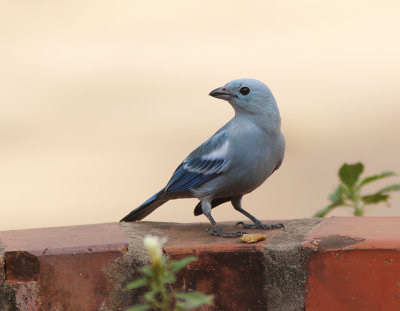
[175,292,213,310]
[144,290,157,303]
[361,193,390,205]
[361,184,400,207]
[315,184,347,217]
[313,203,342,217]
[378,184,400,193]
[338,162,364,188]
[161,271,175,284]
[125,278,147,290]
[328,185,345,204]
[168,256,197,274]
[141,266,154,278]
[359,171,396,186]
[125,305,151,311]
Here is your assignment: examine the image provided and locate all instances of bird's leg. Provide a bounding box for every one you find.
[232,196,285,230]
[201,199,245,238]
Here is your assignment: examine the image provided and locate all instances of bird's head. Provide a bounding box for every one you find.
[209,78,278,117]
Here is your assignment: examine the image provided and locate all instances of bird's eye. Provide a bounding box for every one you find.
[239,87,250,96]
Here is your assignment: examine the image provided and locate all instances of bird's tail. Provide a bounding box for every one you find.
[120,190,168,222]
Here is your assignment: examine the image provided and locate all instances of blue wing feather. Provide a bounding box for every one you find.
[165,159,226,193]
[165,130,230,194]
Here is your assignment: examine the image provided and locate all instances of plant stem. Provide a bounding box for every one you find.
[160,287,171,311]
[352,198,363,216]
[348,186,363,216]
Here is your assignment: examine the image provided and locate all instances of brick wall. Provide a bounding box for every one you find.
[0,217,399,310]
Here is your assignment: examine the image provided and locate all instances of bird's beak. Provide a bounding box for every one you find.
[209,87,235,100]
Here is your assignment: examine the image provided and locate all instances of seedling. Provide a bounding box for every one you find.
[126,236,213,311]
[314,162,400,217]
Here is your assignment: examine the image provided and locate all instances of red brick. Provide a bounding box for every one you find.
[5,251,40,282]
[304,217,400,311]
[0,223,128,311]
[0,222,128,256]
[162,222,273,310]
[38,251,122,310]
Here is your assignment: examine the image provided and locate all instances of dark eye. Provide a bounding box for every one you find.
[239,87,250,96]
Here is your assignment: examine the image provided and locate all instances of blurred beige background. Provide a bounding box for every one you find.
[1,1,399,231]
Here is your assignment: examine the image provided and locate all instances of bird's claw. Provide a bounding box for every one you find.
[206,227,246,238]
[235,221,285,231]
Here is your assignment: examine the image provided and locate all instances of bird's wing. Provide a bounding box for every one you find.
[165,132,230,193]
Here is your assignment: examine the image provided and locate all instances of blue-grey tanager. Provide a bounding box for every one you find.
[121,78,285,237]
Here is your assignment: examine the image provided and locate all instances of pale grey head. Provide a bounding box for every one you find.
[209,78,281,127]
[209,78,278,115]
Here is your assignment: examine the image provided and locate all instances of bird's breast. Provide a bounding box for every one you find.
[223,130,284,193]
[193,124,285,200]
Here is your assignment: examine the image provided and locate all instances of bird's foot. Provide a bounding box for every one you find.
[206,226,246,238]
[236,221,285,231]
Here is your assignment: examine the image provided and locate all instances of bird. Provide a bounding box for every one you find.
[120,78,286,237]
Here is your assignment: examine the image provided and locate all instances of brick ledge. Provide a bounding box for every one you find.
[0,217,399,310]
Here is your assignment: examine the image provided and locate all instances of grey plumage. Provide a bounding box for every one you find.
[121,78,285,237]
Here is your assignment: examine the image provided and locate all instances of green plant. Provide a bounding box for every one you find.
[125,236,213,311]
[314,162,400,217]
